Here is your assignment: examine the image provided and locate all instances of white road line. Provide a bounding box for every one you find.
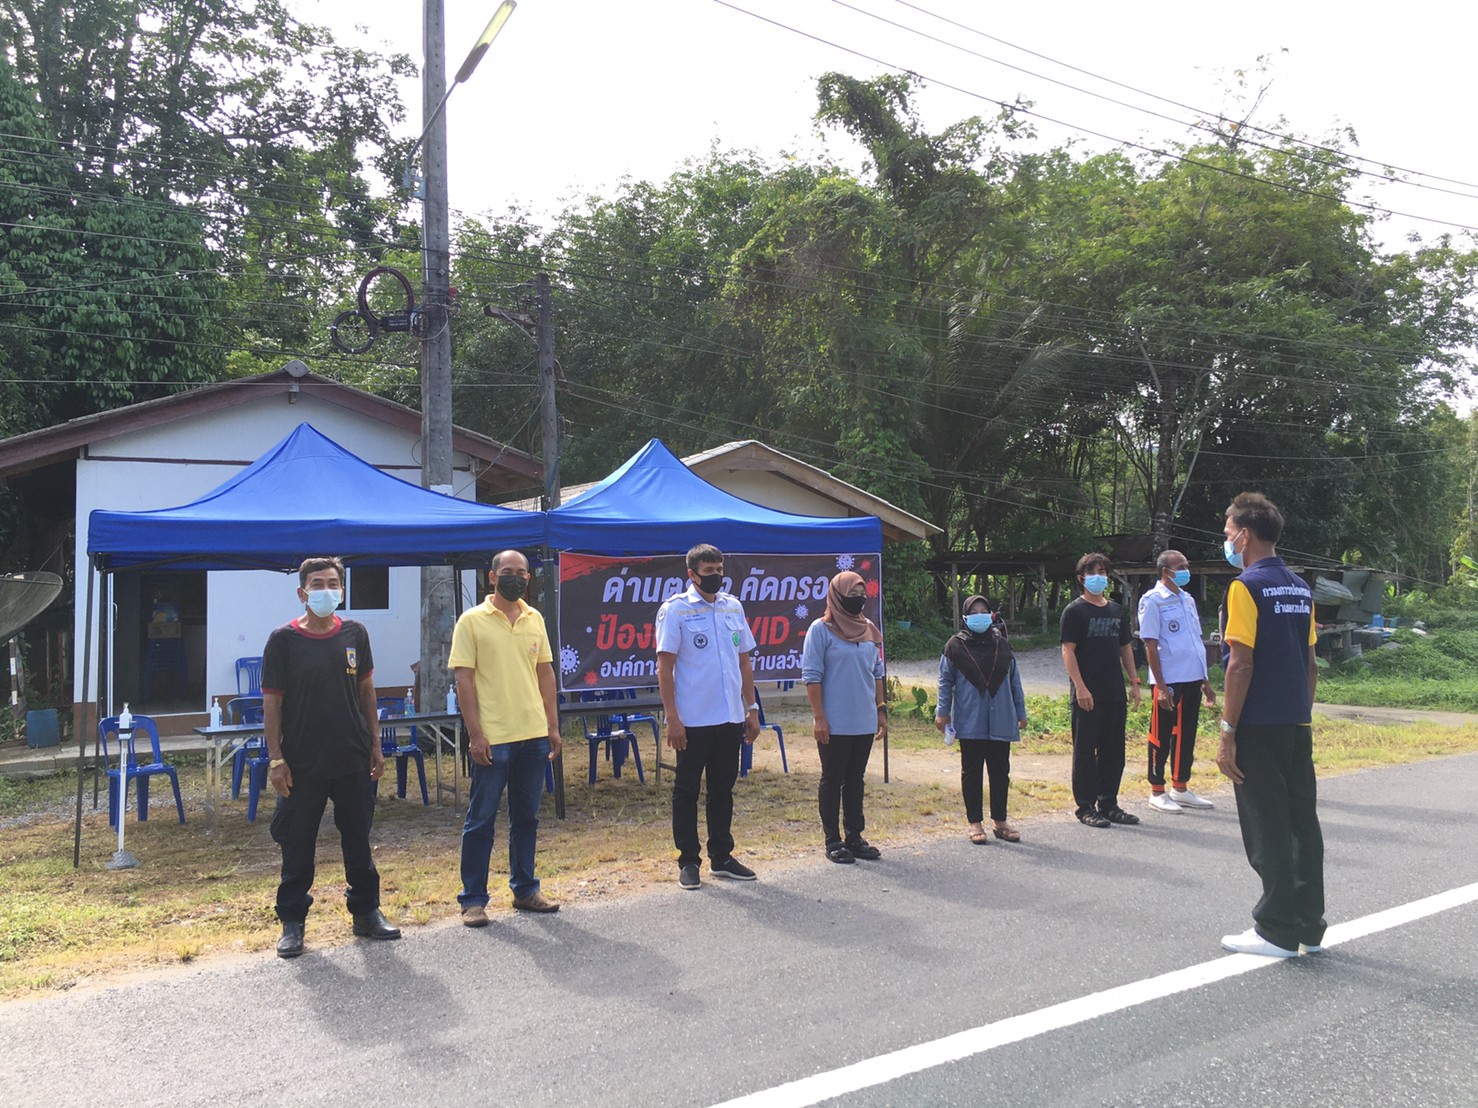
[712,882,1478,1108]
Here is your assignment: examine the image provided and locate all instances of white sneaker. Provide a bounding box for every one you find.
[1221,928,1298,958]
[1148,792,1183,813]
[1169,788,1214,809]
[1300,942,1324,954]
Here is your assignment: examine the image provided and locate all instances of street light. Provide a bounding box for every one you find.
[402,1,517,197]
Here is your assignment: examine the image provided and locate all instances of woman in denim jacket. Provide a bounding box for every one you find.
[935,595,1027,844]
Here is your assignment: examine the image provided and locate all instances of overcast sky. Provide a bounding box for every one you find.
[299,0,1478,403]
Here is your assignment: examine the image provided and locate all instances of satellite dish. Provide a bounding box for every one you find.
[0,572,64,642]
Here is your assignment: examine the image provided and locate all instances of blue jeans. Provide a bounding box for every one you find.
[458,736,549,906]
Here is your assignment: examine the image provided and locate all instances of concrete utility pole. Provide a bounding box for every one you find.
[419,0,455,713]
[536,273,560,512]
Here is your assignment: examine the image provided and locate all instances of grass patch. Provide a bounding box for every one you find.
[1319,606,1478,711]
[0,699,1475,998]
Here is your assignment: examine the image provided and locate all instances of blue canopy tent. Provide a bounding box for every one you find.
[89,422,545,570]
[546,438,882,553]
[74,422,546,862]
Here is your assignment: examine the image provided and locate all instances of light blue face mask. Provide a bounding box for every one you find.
[964,613,994,634]
[1172,568,1191,588]
[1223,531,1245,571]
[1083,574,1108,596]
[306,588,342,617]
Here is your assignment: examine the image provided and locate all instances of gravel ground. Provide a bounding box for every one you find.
[887,644,1066,695]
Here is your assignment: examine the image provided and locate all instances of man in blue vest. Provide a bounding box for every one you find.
[1216,493,1325,958]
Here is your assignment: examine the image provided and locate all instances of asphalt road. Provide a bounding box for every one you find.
[2,754,1474,1108]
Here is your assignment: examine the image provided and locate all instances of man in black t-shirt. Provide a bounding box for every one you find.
[263,556,399,958]
[1060,552,1143,828]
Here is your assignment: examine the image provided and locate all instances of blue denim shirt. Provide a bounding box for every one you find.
[936,651,1025,742]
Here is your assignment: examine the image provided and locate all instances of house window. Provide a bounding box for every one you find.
[345,566,389,611]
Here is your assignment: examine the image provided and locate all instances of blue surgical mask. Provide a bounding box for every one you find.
[1083,574,1108,596]
[1172,569,1191,588]
[1223,531,1245,571]
[964,613,994,634]
[306,588,342,617]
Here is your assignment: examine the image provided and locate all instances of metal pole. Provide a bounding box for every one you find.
[419,0,455,717]
[535,273,567,819]
[73,561,96,868]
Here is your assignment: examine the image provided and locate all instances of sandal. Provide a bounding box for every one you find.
[992,824,1021,843]
[968,825,989,845]
[825,842,856,864]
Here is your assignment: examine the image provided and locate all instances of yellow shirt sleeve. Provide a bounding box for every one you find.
[1224,580,1258,647]
[1308,609,1318,647]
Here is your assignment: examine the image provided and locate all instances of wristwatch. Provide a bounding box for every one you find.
[1219,720,1235,735]
[747,703,759,713]
[269,758,287,769]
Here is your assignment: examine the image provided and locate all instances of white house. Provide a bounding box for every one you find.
[0,366,540,730]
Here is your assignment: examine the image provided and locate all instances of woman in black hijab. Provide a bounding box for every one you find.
[935,595,1027,844]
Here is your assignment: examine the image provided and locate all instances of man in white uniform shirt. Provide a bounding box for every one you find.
[1139,549,1218,813]
[656,543,762,890]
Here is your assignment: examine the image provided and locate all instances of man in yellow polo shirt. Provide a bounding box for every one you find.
[451,549,563,926]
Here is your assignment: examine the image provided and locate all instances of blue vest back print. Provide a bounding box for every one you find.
[1232,557,1315,727]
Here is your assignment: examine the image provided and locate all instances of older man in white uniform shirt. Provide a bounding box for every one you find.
[1139,549,1219,813]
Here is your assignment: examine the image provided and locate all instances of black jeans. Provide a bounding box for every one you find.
[1232,723,1326,950]
[1147,681,1204,789]
[270,770,380,922]
[817,733,874,844]
[960,739,1012,823]
[672,722,743,868]
[1071,693,1127,813]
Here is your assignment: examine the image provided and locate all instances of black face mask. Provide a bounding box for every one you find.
[695,572,724,596]
[495,575,529,601]
[837,593,867,616]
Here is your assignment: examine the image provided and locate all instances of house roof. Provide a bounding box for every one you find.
[515,439,938,544]
[0,367,541,496]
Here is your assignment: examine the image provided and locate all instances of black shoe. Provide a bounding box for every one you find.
[1101,807,1141,826]
[845,836,882,860]
[277,919,305,959]
[825,842,856,864]
[1077,809,1112,828]
[679,863,701,890]
[711,856,757,880]
[351,909,402,940]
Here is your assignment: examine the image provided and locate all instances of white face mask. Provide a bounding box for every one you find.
[305,588,342,618]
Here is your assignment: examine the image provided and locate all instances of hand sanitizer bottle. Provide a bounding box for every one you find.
[406,686,416,715]
[944,723,956,745]
[446,685,458,714]
[209,697,223,728]
[118,702,133,736]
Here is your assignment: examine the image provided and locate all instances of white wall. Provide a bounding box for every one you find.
[703,470,847,518]
[73,393,482,711]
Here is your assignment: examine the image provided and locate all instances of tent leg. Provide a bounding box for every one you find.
[73,561,97,868]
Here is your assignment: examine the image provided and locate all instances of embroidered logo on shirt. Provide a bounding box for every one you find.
[694,633,709,649]
[1168,620,1181,634]
[345,647,358,674]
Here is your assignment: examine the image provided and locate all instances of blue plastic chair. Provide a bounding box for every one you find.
[740,693,788,778]
[226,702,270,822]
[235,656,264,697]
[376,708,429,805]
[578,692,644,784]
[617,688,661,747]
[98,715,185,826]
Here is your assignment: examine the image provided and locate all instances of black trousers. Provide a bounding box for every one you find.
[270,770,380,922]
[960,739,1012,823]
[1071,693,1127,813]
[672,722,743,868]
[1147,681,1204,789]
[817,733,874,844]
[1232,723,1326,950]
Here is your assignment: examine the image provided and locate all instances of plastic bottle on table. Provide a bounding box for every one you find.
[209,697,223,728]
[406,686,416,715]
[445,685,458,714]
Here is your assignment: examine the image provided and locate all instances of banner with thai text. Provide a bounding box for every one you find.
[557,552,884,691]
